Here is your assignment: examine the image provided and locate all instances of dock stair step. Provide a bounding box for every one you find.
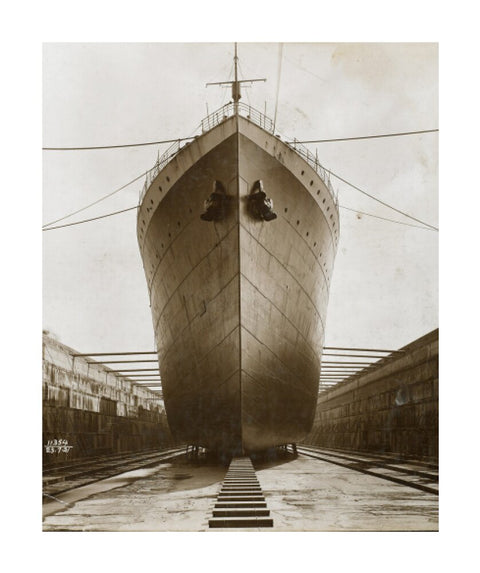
[218,494,265,501]
[212,509,270,517]
[209,517,274,528]
[208,456,273,529]
[215,501,267,508]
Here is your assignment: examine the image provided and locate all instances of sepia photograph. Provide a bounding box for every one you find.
[41,41,439,533]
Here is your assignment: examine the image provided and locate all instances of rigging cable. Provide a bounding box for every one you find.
[42,201,436,233]
[42,206,138,231]
[43,128,438,152]
[273,43,283,130]
[237,60,252,107]
[43,136,195,152]
[283,54,327,83]
[220,60,235,107]
[43,168,150,228]
[43,152,438,232]
[327,167,438,231]
[339,205,437,230]
[290,129,438,144]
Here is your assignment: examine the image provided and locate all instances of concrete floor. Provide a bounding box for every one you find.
[255,455,438,531]
[42,453,438,532]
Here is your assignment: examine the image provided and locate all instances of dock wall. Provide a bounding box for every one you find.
[304,329,438,461]
[42,334,175,467]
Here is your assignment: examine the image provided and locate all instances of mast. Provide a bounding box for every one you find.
[233,42,240,111]
[206,43,266,114]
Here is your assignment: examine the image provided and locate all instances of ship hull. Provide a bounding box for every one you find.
[137,114,339,454]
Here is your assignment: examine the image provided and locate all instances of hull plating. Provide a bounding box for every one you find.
[137,115,339,453]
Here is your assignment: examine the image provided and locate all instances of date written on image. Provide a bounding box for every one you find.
[45,439,73,454]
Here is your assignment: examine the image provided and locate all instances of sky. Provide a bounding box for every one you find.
[43,42,438,355]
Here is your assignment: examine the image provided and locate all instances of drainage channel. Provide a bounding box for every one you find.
[209,456,273,529]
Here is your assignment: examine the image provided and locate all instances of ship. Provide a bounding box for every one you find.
[137,47,340,455]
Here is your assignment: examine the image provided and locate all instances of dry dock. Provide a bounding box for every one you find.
[43,450,437,532]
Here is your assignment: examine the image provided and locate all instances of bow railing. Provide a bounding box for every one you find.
[140,102,338,205]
